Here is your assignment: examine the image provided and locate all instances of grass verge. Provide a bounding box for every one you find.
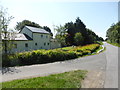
[107,41,120,47]
[2,70,87,88]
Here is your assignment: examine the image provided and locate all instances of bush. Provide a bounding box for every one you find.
[5,43,100,67]
[2,54,11,67]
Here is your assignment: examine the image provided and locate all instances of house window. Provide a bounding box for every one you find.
[44,43,46,46]
[14,44,17,48]
[35,43,37,46]
[48,43,49,45]
[25,43,28,47]
[46,35,48,38]
[41,35,43,38]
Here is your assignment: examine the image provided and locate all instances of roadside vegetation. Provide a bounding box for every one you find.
[107,40,120,47]
[106,21,120,47]
[2,70,87,88]
[1,7,104,67]
[3,43,101,67]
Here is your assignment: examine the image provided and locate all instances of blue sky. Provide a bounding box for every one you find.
[1,0,118,39]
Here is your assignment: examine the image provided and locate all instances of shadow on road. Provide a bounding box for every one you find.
[1,67,21,75]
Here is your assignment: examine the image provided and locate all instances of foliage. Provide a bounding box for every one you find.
[2,70,87,88]
[3,44,100,67]
[43,26,53,36]
[107,41,120,47]
[54,25,67,46]
[55,17,104,46]
[0,6,18,67]
[74,32,84,46]
[0,6,14,54]
[15,20,42,30]
[106,22,120,44]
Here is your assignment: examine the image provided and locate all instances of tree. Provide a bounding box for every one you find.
[65,17,87,45]
[15,20,42,31]
[74,32,84,46]
[0,7,14,54]
[55,17,103,46]
[54,25,67,46]
[106,22,120,44]
[0,6,15,67]
[65,21,75,45]
[43,26,53,36]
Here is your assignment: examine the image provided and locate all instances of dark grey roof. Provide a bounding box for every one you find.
[25,26,50,34]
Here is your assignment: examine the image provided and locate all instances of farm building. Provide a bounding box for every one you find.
[2,26,61,53]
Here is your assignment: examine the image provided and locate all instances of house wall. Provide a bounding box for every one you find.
[20,27,33,38]
[32,33,50,50]
[11,33,51,53]
[50,41,61,49]
[11,40,33,53]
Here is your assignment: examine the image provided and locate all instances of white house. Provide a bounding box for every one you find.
[3,26,61,53]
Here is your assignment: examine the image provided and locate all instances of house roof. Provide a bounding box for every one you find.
[2,33,33,41]
[14,33,33,40]
[25,26,50,34]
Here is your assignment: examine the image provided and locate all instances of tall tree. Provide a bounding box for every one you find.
[55,17,104,46]
[65,21,75,45]
[106,22,120,44]
[0,6,15,66]
[0,7,14,54]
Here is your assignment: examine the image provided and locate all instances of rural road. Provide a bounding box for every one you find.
[0,42,119,88]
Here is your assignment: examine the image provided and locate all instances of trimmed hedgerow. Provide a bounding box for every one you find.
[3,44,100,67]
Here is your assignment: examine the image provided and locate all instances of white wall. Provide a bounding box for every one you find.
[11,33,51,53]
[50,41,61,49]
[20,27,33,38]
[11,40,33,53]
[33,33,50,50]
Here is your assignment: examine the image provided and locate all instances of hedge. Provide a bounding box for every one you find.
[2,44,100,67]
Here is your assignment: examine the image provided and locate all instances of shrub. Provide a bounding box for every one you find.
[82,50,91,55]
[4,43,100,67]
[2,54,11,67]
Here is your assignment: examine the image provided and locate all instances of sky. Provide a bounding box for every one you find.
[0,0,118,39]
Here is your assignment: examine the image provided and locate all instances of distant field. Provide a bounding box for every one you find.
[2,70,87,88]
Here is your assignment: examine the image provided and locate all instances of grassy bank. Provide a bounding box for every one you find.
[2,70,87,88]
[3,43,101,67]
[107,41,120,47]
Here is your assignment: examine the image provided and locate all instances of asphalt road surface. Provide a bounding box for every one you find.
[1,42,118,88]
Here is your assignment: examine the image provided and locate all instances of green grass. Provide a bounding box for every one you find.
[107,41,120,47]
[2,70,87,88]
